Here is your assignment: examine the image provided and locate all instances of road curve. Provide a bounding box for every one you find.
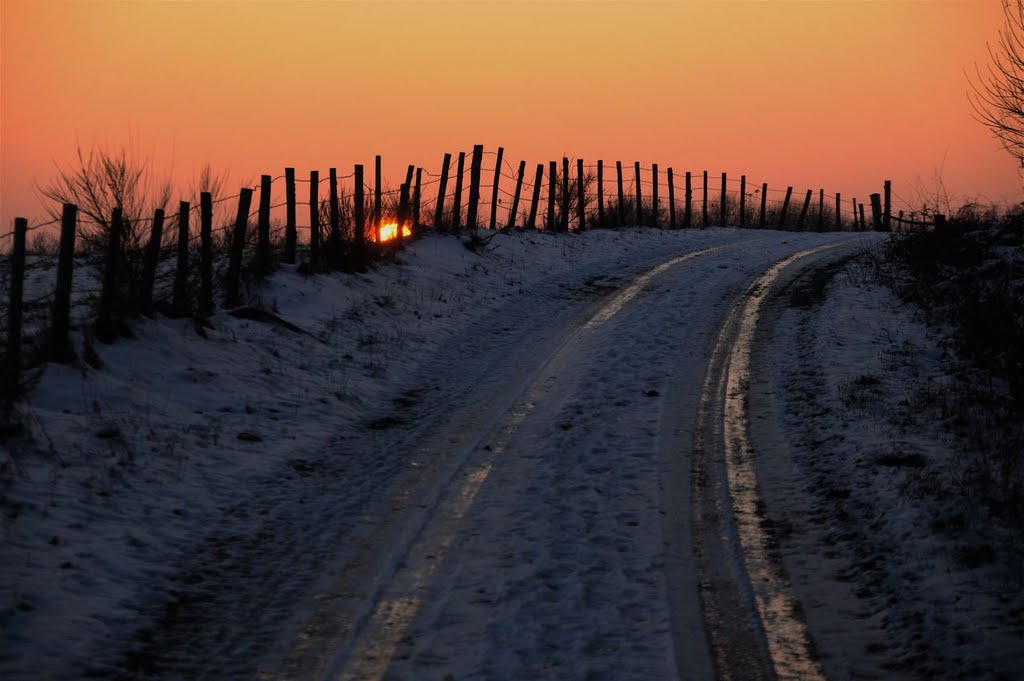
[692,240,863,681]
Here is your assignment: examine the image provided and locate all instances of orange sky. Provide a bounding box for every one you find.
[1,0,1020,230]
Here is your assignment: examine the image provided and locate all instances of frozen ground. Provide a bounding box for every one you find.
[1,226,1018,680]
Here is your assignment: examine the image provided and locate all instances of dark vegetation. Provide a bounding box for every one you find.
[870,209,1024,538]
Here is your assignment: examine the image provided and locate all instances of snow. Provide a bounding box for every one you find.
[749,250,1024,680]
[2,225,1016,680]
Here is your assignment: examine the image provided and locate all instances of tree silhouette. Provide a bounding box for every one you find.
[970,0,1024,169]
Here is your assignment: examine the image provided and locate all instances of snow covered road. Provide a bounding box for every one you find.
[268,233,870,681]
[3,227,887,681]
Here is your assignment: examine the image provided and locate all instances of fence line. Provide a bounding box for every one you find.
[3,143,923,395]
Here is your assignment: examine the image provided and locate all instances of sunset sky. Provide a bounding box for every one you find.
[1,0,1019,231]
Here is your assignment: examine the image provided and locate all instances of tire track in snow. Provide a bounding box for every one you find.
[272,242,746,681]
[692,240,859,681]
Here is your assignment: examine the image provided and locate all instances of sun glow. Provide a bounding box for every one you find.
[378,222,412,242]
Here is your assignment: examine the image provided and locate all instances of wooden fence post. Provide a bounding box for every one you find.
[226,188,253,307]
[859,203,867,231]
[668,168,676,229]
[374,155,382,234]
[354,164,366,258]
[397,182,409,249]
[489,146,503,230]
[413,168,422,231]
[200,193,213,320]
[259,174,272,273]
[870,193,883,230]
[285,168,296,264]
[760,183,768,228]
[140,208,165,316]
[328,168,340,265]
[702,170,709,227]
[47,205,77,360]
[452,151,466,231]
[778,186,793,230]
[851,198,858,231]
[547,161,557,229]
[817,188,824,232]
[616,161,626,226]
[685,171,693,228]
[651,164,659,227]
[577,158,586,231]
[597,160,605,227]
[634,161,643,226]
[3,218,28,395]
[720,172,727,227]
[172,202,189,315]
[739,175,747,228]
[528,163,543,230]
[467,144,483,230]
[404,164,415,195]
[309,171,321,269]
[884,179,892,231]
[835,192,842,229]
[434,153,451,231]
[52,206,79,341]
[561,157,570,231]
[797,189,812,230]
[96,207,123,343]
[507,160,525,230]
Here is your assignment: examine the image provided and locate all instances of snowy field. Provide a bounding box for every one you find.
[1,226,1019,680]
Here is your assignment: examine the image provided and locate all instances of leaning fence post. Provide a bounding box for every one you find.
[285,168,297,264]
[173,201,190,314]
[851,197,858,231]
[778,186,793,230]
[616,161,626,226]
[528,163,543,230]
[859,202,867,231]
[467,144,483,231]
[739,175,747,228]
[96,207,123,343]
[489,146,503,230]
[835,192,842,230]
[668,168,676,229]
[140,208,165,316]
[597,160,605,227]
[3,218,28,396]
[199,193,213,320]
[651,164,659,228]
[634,161,643,226]
[434,153,451,231]
[259,174,272,273]
[226,188,253,308]
[452,151,466,231]
[49,204,78,360]
[702,170,709,227]
[870,193,883,231]
[507,160,525,230]
[797,189,813,230]
[413,168,422,232]
[759,183,768,228]
[309,171,320,269]
[576,158,586,230]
